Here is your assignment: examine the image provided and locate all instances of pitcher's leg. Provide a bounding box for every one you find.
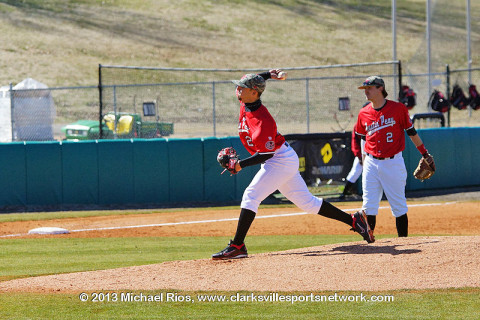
[278,172,354,225]
[367,215,377,231]
[241,165,283,214]
[278,172,323,215]
[232,208,256,245]
[276,168,374,243]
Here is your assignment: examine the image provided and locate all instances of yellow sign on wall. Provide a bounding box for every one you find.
[298,157,305,172]
[321,143,333,164]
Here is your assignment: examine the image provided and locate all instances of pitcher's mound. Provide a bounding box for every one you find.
[1,236,479,292]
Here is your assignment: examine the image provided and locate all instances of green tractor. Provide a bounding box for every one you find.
[62,119,108,140]
[62,102,174,141]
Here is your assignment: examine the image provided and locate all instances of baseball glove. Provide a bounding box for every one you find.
[217,147,239,175]
[413,153,436,181]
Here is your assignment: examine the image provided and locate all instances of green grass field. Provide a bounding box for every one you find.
[1,288,479,320]
[1,224,479,319]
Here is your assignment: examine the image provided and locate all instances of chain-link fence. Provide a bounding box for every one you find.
[2,62,480,142]
[401,66,480,127]
[446,67,480,127]
[99,62,401,138]
[0,82,98,142]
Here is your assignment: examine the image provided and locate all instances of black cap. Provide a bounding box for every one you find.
[358,76,388,97]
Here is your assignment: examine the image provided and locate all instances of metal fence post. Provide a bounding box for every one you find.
[9,83,15,141]
[306,78,310,133]
[398,61,402,99]
[212,81,216,137]
[446,64,451,127]
[98,64,103,139]
[113,85,117,139]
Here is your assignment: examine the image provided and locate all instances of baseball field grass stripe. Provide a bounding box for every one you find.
[0,235,363,280]
[70,217,241,232]
[1,288,479,319]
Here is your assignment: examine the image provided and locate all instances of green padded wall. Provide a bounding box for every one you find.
[97,140,135,205]
[202,137,237,202]
[406,128,480,191]
[62,140,99,205]
[133,139,170,204]
[168,138,204,202]
[25,141,62,205]
[0,142,26,206]
[469,127,480,184]
[0,128,478,210]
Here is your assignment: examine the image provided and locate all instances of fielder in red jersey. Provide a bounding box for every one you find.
[212,70,375,260]
[355,100,413,158]
[355,76,435,237]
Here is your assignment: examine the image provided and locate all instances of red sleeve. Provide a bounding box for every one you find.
[355,112,366,136]
[351,130,361,158]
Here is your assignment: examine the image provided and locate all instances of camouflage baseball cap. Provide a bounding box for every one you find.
[232,74,266,93]
[358,76,385,89]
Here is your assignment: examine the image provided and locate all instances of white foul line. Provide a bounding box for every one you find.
[0,202,457,238]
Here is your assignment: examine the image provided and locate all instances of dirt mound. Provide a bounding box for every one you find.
[1,236,478,293]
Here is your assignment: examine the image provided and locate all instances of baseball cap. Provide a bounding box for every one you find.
[232,74,266,93]
[358,76,385,89]
[358,76,388,97]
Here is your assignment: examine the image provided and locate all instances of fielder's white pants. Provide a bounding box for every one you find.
[361,152,408,217]
[346,156,363,183]
[241,143,323,215]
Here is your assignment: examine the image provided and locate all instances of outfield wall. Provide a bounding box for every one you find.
[404,127,480,191]
[0,127,478,210]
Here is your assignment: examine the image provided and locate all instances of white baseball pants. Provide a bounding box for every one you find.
[241,143,323,214]
[361,152,408,217]
[346,156,363,183]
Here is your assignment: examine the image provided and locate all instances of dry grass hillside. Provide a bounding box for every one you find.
[0,0,479,87]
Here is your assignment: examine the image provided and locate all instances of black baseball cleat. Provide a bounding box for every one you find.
[212,240,248,260]
[351,210,375,243]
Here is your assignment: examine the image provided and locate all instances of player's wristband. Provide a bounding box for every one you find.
[416,144,428,157]
[258,71,271,80]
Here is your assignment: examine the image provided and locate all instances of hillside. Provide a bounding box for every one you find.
[0,0,478,87]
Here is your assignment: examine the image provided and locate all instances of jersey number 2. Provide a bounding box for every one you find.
[386,132,393,143]
[246,136,254,146]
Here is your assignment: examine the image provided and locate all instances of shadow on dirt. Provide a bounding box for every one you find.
[273,239,446,257]
[275,245,420,257]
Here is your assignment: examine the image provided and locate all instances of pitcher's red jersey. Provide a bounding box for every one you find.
[355,100,413,158]
[238,102,285,155]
